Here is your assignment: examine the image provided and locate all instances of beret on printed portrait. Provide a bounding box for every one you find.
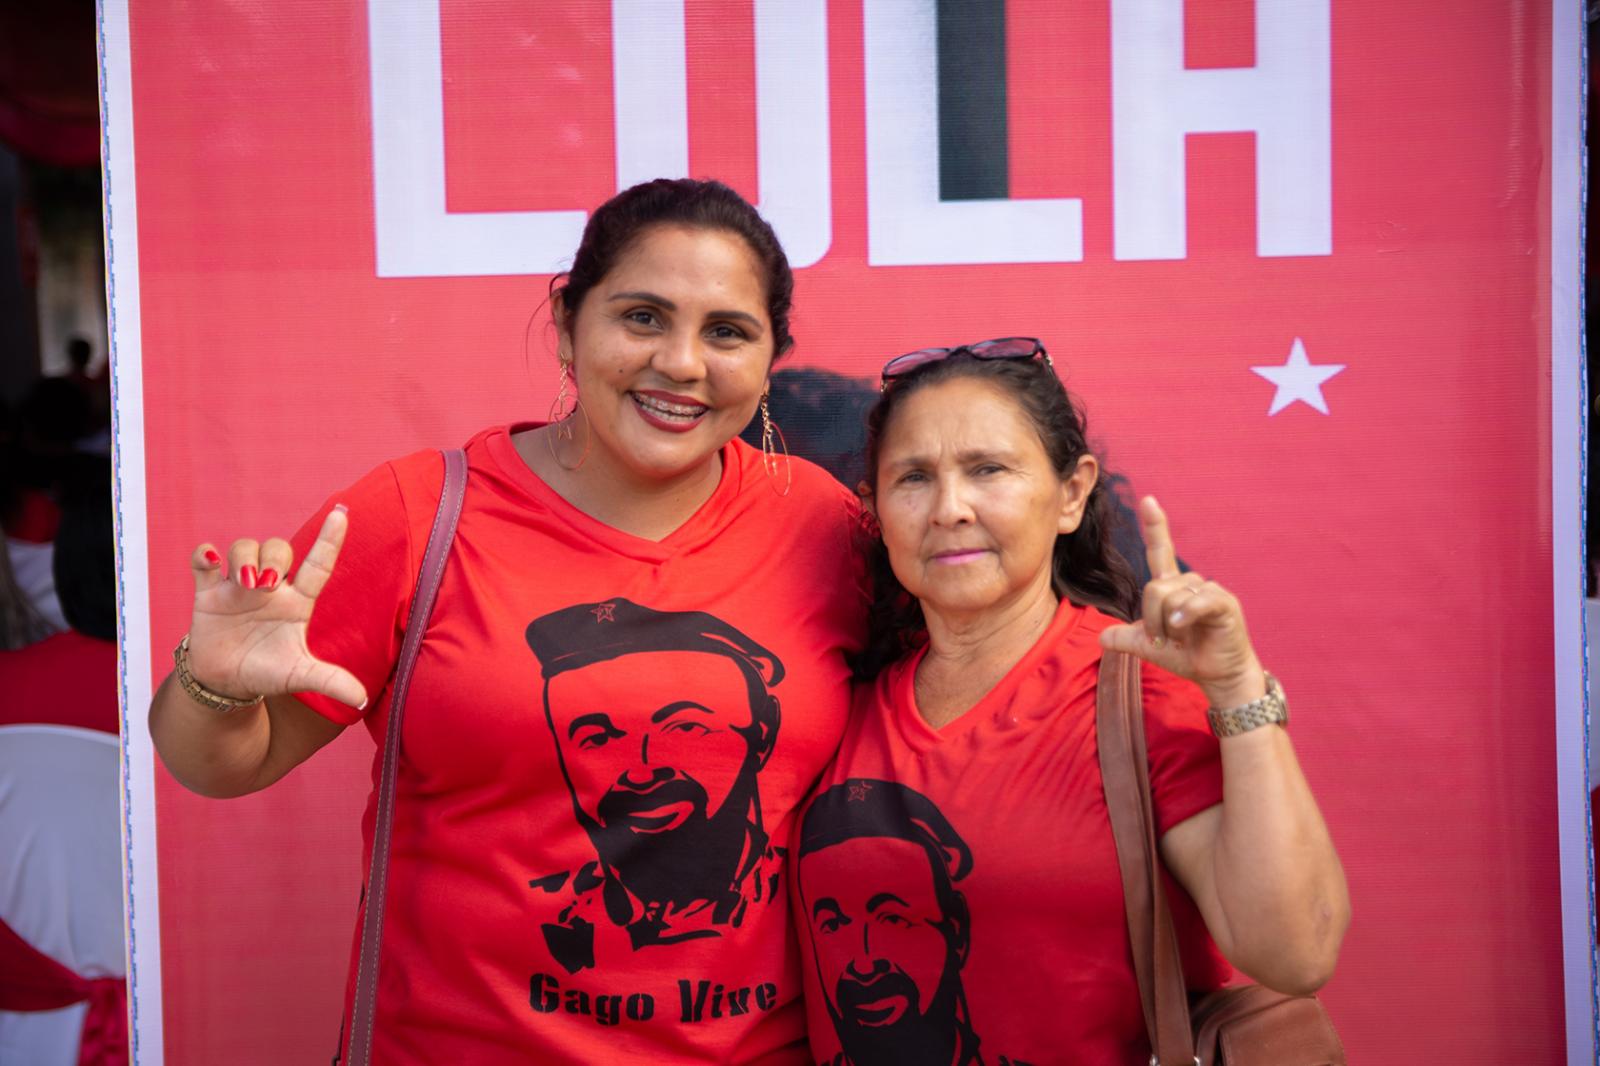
[525,597,785,687]
[799,778,973,885]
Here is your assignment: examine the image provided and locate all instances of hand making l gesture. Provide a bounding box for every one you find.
[181,507,368,710]
[1099,497,1266,709]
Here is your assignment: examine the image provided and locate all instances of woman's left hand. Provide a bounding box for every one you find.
[1105,498,1349,994]
[1099,496,1264,708]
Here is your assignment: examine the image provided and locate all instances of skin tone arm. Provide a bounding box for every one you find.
[1100,498,1350,995]
[148,509,367,798]
[149,684,344,799]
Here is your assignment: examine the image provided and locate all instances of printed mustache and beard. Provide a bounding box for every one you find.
[585,767,758,915]
[831,961,966,1066]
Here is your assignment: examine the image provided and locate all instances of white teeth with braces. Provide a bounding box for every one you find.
[633,393,707,420]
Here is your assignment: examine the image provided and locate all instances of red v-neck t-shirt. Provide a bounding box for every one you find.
[290,425,864,1064]
[791,600,1229,1066]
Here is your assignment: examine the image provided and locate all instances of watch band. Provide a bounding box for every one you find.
[1206,672,1288,738]
[173,634,264,713]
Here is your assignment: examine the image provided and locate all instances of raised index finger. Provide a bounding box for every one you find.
[1140,496,1179,580]
[292,504,348,600]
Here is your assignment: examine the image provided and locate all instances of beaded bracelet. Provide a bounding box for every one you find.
[172,634,264,713]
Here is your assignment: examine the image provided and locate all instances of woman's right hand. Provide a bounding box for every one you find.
[183,506,368,710]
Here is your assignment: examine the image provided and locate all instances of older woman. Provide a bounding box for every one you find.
[149,180,863,1064]
[793,340,1348,1065]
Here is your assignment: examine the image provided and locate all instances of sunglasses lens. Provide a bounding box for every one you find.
[969,338,1040,359]
[881,338,1047,384]
[883,348,952,378]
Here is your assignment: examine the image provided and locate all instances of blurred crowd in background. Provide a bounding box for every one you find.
[0,342,126,1066]
[2,337,115,665]
[1,5,127,1062]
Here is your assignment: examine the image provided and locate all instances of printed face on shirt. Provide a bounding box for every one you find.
[873,377,1092,619]
[546,650,759,834]
[800,836,967,1062]
[558,224,775,489]
[543,649,771,908]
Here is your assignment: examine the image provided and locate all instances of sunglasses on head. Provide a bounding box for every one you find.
[879,337,1052,390]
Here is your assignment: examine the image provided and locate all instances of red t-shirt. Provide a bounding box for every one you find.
[0,630,119,733]
[790,600,1230,1066]
[289,426,863,1064]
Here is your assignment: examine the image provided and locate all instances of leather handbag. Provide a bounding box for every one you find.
[1095,651,1346,1066]
[338,448,469,1066]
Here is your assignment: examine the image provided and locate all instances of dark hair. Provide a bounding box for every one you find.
[852,355,1139,679]
[550,178,795,359]
[20,376,92,453]
[53,455,116,642]
[737,367,877,488]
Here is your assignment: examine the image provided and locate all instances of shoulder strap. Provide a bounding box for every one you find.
[1096,651,1198,1066]
[343,448,468,1066]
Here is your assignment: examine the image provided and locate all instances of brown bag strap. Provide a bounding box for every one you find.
[1096,651,1198,1066]
[342,448,469,1066]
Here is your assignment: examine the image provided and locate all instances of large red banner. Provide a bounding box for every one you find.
[102,1,1587,1062]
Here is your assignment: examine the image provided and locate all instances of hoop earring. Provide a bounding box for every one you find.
[546,362,591,471]
[760,392,791,497]
[548,361,576,439]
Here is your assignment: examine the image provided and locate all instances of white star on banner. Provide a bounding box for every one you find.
[1250,338,1345,416]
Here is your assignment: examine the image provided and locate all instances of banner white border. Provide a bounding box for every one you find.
[1554,0,1597,1061]
[97,0,163,1062]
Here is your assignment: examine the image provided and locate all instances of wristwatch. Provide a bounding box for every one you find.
[1206,673,1288,738]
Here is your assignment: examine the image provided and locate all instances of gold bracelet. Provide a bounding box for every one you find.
[172,635,264,713]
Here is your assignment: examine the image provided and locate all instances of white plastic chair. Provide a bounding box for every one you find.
[0,724,124,1066]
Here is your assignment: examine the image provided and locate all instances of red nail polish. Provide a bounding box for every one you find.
[203,549,222,566]
[240,565,258,589]
[259,568,279,589]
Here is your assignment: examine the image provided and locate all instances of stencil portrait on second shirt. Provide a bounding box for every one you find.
[797,778,1037,1066]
